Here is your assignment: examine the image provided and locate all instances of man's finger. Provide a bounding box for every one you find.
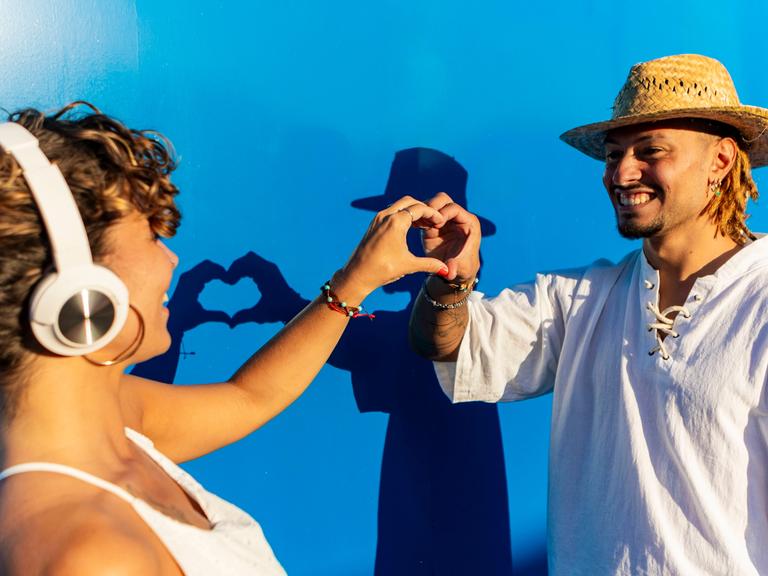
[425,192,455,211]
[437,202,476,227]
[441,228,480,280]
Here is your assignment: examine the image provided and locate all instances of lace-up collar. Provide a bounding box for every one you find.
[645,302,690,360]
[635,235,768,361]
[639,251,697,362]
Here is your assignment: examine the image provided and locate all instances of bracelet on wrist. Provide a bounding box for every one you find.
[321,280,375,319]
[430,274,478,293]
[422,278,476,310]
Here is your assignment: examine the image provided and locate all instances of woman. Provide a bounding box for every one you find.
[0,103,451,575]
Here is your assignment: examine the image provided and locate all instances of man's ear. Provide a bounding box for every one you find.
[710,136,738,182]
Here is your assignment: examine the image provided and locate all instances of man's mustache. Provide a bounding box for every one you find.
[611,183,661,195]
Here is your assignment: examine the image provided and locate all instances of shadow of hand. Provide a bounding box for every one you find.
[225,251,306,326]
[167,259,231,334]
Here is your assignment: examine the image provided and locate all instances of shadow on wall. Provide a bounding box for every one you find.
[132,147,548,576]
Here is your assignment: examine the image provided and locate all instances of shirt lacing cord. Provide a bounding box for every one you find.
[646,302,691,360]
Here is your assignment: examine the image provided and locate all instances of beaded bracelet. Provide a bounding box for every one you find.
[321,281,375,319]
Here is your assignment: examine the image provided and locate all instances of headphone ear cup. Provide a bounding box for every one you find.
[29,265,129,356]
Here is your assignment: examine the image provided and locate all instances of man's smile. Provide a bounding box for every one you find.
[615,190,658,208]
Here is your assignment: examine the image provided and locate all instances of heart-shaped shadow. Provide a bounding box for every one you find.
[165,259,232,334]
[199,276,262,320]
[219,251,306,328]
[165,251,306,336]
[133,252,302,382]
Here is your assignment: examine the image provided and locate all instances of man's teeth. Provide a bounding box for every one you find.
[163,293,169,303]
[618,192,653,206]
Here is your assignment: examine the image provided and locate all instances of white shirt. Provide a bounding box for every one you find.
[435,236,768,576]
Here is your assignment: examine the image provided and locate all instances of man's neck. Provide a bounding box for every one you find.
[643,221,741,310]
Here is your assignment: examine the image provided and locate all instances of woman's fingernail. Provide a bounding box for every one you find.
[436,266,449,277]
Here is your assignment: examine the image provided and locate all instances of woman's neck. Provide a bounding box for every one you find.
[2,357,134,470]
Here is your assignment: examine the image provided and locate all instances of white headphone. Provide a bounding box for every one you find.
[0,122,129,356]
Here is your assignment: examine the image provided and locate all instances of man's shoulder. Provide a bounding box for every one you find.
[540,249,639,286]
[715,234,768,284]
[743,233,768,269]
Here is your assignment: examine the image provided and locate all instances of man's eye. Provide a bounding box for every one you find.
[605,150,623,162]
[641,147,663,156]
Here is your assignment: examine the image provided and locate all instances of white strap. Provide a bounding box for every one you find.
[0,462,137,504]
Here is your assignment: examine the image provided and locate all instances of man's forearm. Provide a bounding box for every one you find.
[408,275,471,361]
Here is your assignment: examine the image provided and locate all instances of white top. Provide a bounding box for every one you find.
[435,236,768,576]
[0,428,287,576]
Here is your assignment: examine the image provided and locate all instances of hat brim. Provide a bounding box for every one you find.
[560,105,768,168]
[350,195,497,236]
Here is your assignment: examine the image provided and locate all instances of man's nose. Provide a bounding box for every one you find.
[610,153,642,187]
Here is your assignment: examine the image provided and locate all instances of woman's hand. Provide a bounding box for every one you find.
[333,195,449,302]
[422,192,482,282]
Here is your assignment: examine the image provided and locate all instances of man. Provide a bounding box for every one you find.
[409,54,768,575]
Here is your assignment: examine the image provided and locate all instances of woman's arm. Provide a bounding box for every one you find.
[123,197,449,462]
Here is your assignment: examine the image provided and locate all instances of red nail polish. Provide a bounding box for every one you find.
[436,267,449,277]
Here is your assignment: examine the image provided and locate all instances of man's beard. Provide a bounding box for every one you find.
[611,184,665,239]
[617,215,663,239]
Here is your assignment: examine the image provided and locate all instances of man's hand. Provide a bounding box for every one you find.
[335,195,449,302]
[406,193,482,361]
[422,192,482,282]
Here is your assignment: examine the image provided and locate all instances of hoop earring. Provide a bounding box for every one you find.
[84,304,145,367]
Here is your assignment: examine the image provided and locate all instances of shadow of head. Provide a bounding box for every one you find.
[351,147,496,294]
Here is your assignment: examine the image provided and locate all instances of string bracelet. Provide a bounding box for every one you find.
[422,276,478,310]
[321,280,375,320]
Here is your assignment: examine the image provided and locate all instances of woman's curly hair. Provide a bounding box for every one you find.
[0,101,181,420]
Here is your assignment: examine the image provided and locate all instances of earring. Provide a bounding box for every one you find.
[709,181,721,197]
[83,304,145,366]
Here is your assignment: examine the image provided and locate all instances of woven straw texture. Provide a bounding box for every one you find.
[560,54,768,167]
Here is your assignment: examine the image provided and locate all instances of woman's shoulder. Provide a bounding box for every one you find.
[41,522,165,576]
[0,478,179,576]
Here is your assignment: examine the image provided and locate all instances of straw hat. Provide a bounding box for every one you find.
[560,54,768,167]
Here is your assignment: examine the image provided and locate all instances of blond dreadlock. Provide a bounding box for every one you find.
[701,147,758,245]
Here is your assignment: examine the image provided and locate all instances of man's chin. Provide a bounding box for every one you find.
[617,217,663,239]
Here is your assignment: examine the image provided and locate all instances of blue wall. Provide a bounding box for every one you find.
[3,2,768,574]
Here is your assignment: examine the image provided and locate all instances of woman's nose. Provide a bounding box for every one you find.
[159,241,179,269]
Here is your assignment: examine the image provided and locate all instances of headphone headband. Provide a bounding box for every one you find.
[0,123,94,270]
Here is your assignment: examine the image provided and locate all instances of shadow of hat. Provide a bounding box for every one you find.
[351,147,496,236]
